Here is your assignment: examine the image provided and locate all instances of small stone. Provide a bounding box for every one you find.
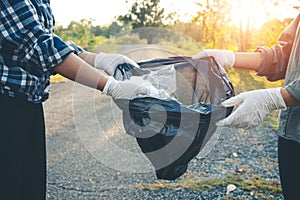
[237,168,244,173]
[232,152,238,158]
[226,184,237,194]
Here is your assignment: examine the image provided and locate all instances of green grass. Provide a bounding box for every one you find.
[262,113,280,130]
[138,172,282,199]
[50,74,68,83]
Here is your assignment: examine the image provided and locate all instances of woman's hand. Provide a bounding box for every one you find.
[94,52,139,75]
[192,49,235,68]
[103,76,157,99]
[216,88,287,129]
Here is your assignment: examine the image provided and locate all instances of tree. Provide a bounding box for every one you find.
[192,0,237,49]
[55,19,106,50]
[239,0,299,51]
[118,0,165,29]
[92,22,123,38]
[253,18,293,48]
[118,0,168,44]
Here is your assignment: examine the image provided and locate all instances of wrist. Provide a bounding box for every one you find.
[79,52,97,66]
[280,87,300,106]
[94,52,108,70]
[220,50,235,68]
[272,88,287,110]
[103,76,118,95]
[98,76,109,91]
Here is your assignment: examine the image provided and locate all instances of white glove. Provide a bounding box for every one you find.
[216,88,287,129]
[94,52,139,75]
[192,49,235,68]
[103,76,158,99]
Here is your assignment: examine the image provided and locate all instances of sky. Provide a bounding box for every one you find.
[50,0,300,28]
[50,0,199,27]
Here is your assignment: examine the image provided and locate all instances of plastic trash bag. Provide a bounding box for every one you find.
[113,56,234,180]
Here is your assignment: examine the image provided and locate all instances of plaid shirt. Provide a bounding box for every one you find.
[0,0,84,103]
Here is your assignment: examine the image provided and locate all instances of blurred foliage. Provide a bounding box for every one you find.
[118,0,166,29]
[118,0,169,44]
[192,0,238,49]
[158,30,201,55]
[92,33,147,54]
[55,19,107,50]
[50,74,67,83]
[253,18,293,48]
[91,22,123,39]
[53,0,295,93]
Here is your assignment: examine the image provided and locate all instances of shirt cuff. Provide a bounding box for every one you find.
[32,34,74,71]
[65,41,85,55]
[285,80,300,102]
[255,45,286,81]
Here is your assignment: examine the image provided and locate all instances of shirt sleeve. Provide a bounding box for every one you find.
[28,32,74,71]
[255,45,288,81]
[65,40,85,55]
[255,14,300,81]
[285,80,300,102]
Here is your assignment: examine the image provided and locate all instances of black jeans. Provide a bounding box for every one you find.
[0,94,46,200]
[278,136,300,200]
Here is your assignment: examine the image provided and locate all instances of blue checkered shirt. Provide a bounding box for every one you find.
[0,0,84,103]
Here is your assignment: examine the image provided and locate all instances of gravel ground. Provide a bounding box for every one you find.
[44,81,284,200]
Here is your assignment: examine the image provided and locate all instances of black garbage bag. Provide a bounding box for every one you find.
[113,56,234,180]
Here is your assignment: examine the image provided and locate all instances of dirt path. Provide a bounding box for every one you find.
[44,81,283,200]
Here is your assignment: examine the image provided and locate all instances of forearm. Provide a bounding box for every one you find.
[53,53,107,91]
[78,51,97,66]
[233,52,262,71]
[233,52,300,106]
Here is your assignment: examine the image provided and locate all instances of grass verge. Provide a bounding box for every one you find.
[50,74,68,83]
[138,172,282,199]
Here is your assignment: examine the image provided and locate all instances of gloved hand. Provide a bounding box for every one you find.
[216,88,287,129]
[94,52,139,75]
[192,49,235,68]
[103,76,158,99]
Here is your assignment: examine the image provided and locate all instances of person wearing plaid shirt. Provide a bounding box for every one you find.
[0,0,155,199]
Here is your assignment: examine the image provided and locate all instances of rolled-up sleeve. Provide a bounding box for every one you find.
[65,40,85,55]
[29,32,74,71]
[285,80,300,102]
[27,33,85,73]
[254,15,300,82]
[255,45,288,81]
[29,34,86,72]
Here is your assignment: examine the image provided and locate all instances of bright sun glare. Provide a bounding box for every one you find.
[50,0,299,28]
[229,0,299,29]
[162,0,299,29]
[230,0,267,29]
